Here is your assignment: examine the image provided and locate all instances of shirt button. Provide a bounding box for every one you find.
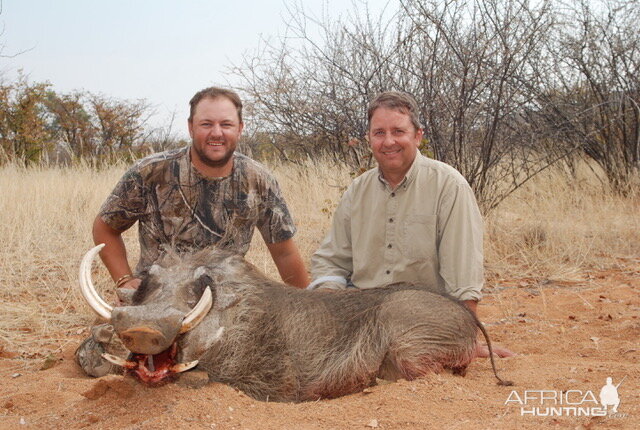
[391,192,396,197]
[387,244,392,248]
[385,270,391,275]
[389,218,394,223]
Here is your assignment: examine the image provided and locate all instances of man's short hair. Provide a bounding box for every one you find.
[189,87,243,123]
[367,91,422,130]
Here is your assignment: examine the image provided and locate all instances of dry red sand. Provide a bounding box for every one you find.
[1,264,638,430]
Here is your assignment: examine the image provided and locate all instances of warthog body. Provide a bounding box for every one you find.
[80,245,509,402]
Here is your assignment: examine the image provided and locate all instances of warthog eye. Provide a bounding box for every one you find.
[193,274,214,301]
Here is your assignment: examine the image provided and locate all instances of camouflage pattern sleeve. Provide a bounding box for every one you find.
[256,175,296,244]
[98,168,146,232]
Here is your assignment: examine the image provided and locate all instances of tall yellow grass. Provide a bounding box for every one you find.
[485,165,639,281]
[0,160,638,360]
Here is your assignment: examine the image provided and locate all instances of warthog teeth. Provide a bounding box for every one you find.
[102,353,137,369]
[171,360,199,373]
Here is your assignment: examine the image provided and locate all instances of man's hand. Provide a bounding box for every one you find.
[463,300,478,314]
[119,277,141,290]
[462,299,515,358]
[476,343,515,358]
[115,277,141,305]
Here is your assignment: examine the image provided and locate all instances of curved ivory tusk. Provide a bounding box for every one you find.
[79,244,113,320]
[171,360,199,373]
[102,353,137,369]
[179,286,213,333]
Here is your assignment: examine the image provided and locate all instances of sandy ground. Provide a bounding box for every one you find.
[1,262,638,430]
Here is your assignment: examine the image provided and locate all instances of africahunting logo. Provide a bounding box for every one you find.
[504,376,628,418]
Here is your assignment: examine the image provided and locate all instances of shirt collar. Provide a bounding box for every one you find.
[377,151,421,192]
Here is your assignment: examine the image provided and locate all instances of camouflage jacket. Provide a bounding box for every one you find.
[99,147,296,273]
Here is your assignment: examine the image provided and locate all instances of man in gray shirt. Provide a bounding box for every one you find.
[310,91,512,358]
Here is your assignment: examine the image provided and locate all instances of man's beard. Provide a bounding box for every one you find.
[193,143,235,169]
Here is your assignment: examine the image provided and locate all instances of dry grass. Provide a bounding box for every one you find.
[0,159,638,360]
[485,164,640,282]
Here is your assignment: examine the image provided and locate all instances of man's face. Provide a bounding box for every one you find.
[368,107,423,179]
[188,97,243,170]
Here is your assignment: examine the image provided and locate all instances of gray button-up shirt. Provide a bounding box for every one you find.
[311,153,484,301]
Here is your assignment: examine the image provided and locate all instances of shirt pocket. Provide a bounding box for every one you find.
[399,215,437,259]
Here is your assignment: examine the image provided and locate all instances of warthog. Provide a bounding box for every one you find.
[79,244,511,402]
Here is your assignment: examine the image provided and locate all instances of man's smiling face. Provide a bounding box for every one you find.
[368,107,423,181]
[188,96,243,173]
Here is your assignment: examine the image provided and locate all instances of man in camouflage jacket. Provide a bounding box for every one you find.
[77,87,309,376]
[94,86,308,290]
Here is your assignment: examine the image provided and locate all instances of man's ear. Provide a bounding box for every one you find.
[415,128,424,147]
[188,119,194,138]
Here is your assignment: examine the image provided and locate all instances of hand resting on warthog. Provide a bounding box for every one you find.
[78,244,512,402]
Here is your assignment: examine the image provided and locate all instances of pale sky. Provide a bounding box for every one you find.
[1,0,396,138]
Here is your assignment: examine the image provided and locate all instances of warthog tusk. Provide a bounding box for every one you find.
[171,360,199,373]
[102,353,137,369]
[179,286,213,333]
[79,244,113,320]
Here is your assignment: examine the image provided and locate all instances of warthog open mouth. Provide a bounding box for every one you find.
[79,244,213,384]
[102,343,198,385]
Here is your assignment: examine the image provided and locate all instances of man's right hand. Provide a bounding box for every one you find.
[115,277,141,305]
[119,277,141,290]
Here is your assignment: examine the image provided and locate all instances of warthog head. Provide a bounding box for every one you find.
[79,244,221,384]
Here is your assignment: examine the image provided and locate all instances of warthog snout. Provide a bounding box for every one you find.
[120,327,166,354]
